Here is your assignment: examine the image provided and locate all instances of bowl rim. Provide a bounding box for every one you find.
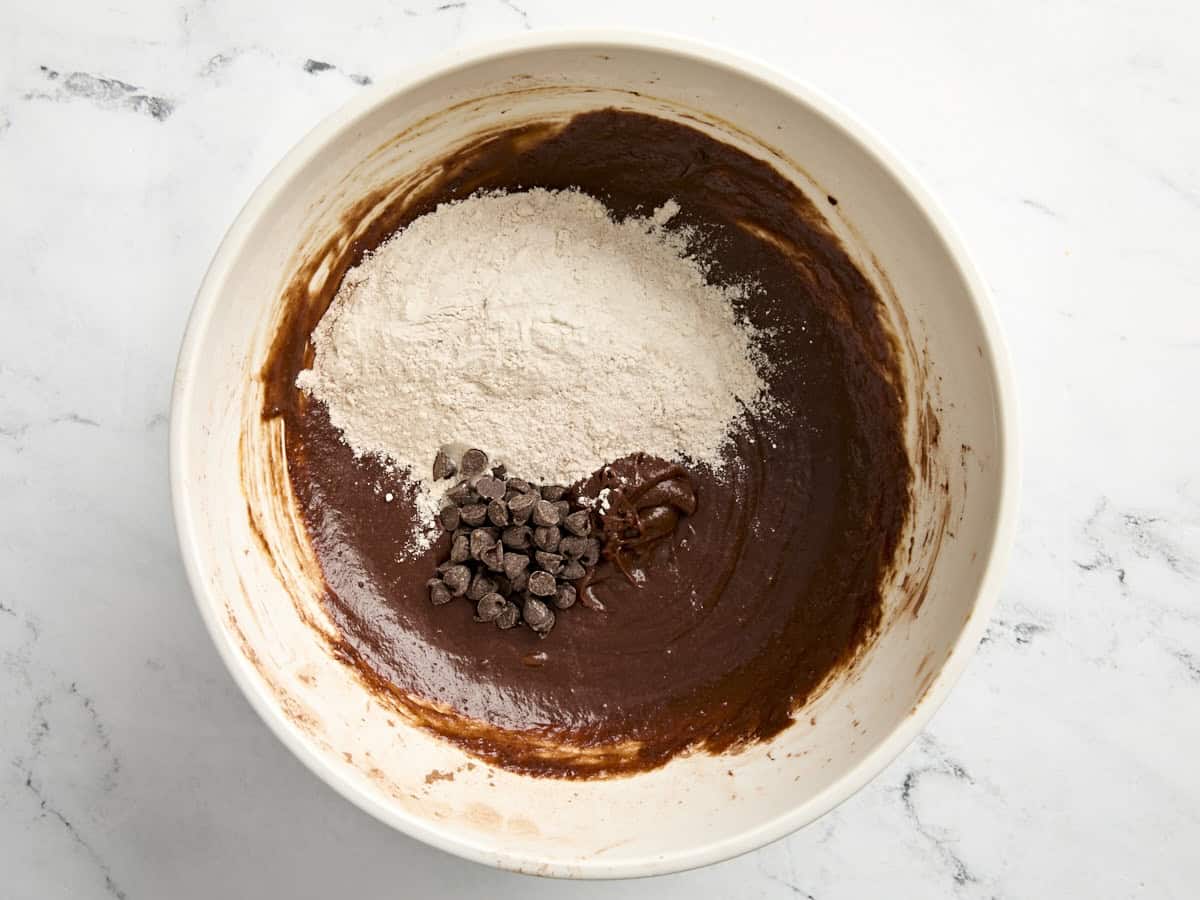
[170,27,1020,879]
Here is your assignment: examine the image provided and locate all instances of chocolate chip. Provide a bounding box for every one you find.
[541,485,567,501]
[558,535,588,559]
[450,532,471,563]
[533,525,560,552]
[527,570,556,597]
[476,476,506,500]
[432,450,456,481]
[435,560,455,574]
[562,510,591,537]
[553,584,577,609]
[534,551,563,574]
[582,538,601,567]
[466,572,498,602]
[460,503,488,526]
[508,492,537,525]
[553,499,571,520]
[532,499,560,527]
[470,528,496,559]
[475,592,506,621]
[460,448,489,478]
[522,596,555,634]
[428,579,453,606]
[494,574,512,595]
[442,565,471,596]
[501,525,532,550]
[560,559,586,581]
[496,601,520,629]
[491,463,507,478]
[507,478,531,494]
[503,552,529,580]
[439,505,461,531]
[446,482,476,505]
[487,498,509,527]
[510,569,529,593]
[480,542,505,572]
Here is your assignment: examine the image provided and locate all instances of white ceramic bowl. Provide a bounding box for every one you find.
[171,31,1018,878]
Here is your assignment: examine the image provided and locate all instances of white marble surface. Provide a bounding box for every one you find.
[2,0,1198,896]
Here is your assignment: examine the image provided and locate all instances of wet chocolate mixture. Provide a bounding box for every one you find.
[262,110,910,777]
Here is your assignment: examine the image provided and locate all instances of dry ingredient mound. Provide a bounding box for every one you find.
[296,188,770,543]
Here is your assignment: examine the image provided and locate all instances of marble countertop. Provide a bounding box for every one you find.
[2,1,1198,897]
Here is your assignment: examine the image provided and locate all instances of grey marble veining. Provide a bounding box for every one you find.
[2,1,1198,897]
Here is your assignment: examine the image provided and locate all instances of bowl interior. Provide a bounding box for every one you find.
[172,36,1011,877]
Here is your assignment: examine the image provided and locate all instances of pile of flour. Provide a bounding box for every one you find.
[297,188,770,548]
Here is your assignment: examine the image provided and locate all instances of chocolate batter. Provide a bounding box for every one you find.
[262,110,910,777]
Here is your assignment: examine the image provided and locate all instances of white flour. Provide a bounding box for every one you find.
[297,188,769,549]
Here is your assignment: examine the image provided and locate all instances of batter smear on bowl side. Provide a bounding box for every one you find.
[262,110,911,777]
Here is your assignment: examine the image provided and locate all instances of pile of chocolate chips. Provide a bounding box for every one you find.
[426,448,600,637]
